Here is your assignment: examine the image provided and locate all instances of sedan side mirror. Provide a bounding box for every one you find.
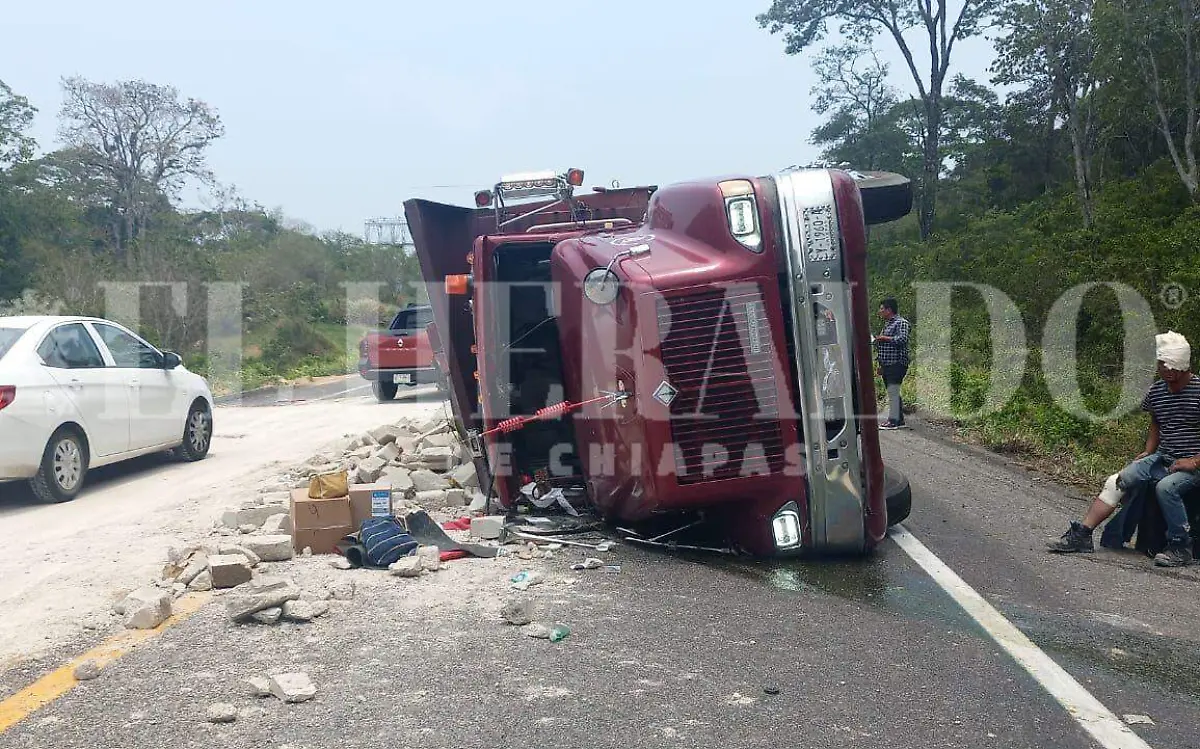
[162,352,183,370]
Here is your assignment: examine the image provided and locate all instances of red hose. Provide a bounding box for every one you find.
[480,393,615,438]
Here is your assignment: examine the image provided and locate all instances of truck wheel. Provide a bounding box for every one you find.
[372,380,398,402]
[29,427,89,504]
[884,465,912,526]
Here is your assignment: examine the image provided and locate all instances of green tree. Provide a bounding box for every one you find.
[808,43,914,170]
[992,0,1100,225]
[57,77,225,257]
[758,0,1001,239]
[1095,0,1199,199]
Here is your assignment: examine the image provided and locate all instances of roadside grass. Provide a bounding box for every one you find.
[877,355,1149,490]
[194,321,372,397]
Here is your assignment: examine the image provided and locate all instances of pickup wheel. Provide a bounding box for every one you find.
[372,380,398,402]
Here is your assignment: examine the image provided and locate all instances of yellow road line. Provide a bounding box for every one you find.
[0,592,211,734]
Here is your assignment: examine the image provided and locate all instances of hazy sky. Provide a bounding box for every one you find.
[3,1,997,236]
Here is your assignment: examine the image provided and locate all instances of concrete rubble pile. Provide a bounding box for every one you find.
[135,413,612,641]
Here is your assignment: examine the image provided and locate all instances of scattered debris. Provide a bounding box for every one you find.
[226,577,301,622]
[416,545,441,571]
[72,660,101,681]
[282,600,328,622]
[329,558,352,570]
[523,623,552,639]
[1124,714,1155,725]
[763,685,781,696]
[270,673,317,703]
[571,558,604,570]
[389,557,424,578]
[246,676,273,698]
[251,607,284,625]
[208,554,253,589]
[206,703,238,723]
[119,588,173,630]
[510,570,546,591]
[501,597,534,626]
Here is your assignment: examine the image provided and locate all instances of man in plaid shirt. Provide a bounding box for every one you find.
[873,298,911,430]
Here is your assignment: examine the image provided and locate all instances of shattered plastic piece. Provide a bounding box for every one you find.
[510,570,546,590]
[570,558,604,571]
[549,624,571,642]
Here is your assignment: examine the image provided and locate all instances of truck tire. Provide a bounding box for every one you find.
[883,465,912,526]
[29,427,89,504]
[372,380,398,402]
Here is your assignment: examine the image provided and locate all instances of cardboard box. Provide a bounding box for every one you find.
[291,489,352,531]
[292,526,353,555]
[348,482,394,528]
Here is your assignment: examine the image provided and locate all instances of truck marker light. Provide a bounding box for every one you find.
[474,190,493,207]
[0,385,14,412]
[445,274,472,296]
[566,168,585,187]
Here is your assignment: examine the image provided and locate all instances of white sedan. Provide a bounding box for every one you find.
[0,316,214,503]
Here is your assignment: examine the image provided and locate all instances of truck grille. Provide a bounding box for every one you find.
[655,284,786,484]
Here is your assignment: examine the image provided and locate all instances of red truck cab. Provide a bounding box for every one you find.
[357,304,440,402]
[405,166,913,556]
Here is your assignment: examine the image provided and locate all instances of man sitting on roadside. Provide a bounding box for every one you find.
[1048,331,1200,567]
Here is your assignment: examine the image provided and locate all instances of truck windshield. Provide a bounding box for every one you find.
[0,327,26,362]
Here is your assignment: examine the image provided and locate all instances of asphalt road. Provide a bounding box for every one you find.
[2,401,1199,749]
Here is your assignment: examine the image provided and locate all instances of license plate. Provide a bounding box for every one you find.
[392,373,412,384]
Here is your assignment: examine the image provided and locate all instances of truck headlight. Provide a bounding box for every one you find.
[719,180,763,252]
[771,502,802,548]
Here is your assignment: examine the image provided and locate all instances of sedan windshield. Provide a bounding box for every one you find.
[0,327,25,361]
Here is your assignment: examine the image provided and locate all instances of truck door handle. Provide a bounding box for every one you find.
[68,379,82,391]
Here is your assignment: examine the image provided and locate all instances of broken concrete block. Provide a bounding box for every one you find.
[270,673,317,703]
[239,535,294,562]
[188,570,213,591]
[410,469,451,492]
[415,489,448,508]
[222,503,288,530]
[416,545,441,571]
[522,623,552,639]
[206,703,238,723]
[73,660,101,681]
[260,513,292,535]
[468,492,487,513]
[394,435,417,457]
[121,588,173,630]
[373,442,401,464]
[419,446,456,471]
[419,432,458,450]
[219,544,261,567]
[329,558,352,571]
[449,462,479,489]
[175,554,208,586]
[471,515,505,540]
[443,488,466,507]
[389,557,424,577]
[246,676,273,698]
[208,554,253,589]
[284,600,330,621]
[380,467,414,493]
[225,577,301,622]
[251,607,283,625]
[351,446,373,460]
[501,597,534,626]
[370,425,401,445]
[356,456,387,484]
[238,524,259,534]
[238,706,268,720]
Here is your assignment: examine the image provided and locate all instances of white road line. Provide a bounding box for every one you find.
[889,525,1153,749]
[309,383,373,401]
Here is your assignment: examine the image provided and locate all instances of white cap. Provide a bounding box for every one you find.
[1156,330,1191,371]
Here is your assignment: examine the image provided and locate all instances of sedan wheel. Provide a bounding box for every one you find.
[177,403,213,462]
[30,428,89,504]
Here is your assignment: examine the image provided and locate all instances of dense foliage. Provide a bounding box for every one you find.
[761,0,1200,481]
[0,78,425,393]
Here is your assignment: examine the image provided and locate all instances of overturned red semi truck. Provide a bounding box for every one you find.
[403,166,914,557]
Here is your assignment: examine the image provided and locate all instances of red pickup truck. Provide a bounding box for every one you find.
[357,304,442,402]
